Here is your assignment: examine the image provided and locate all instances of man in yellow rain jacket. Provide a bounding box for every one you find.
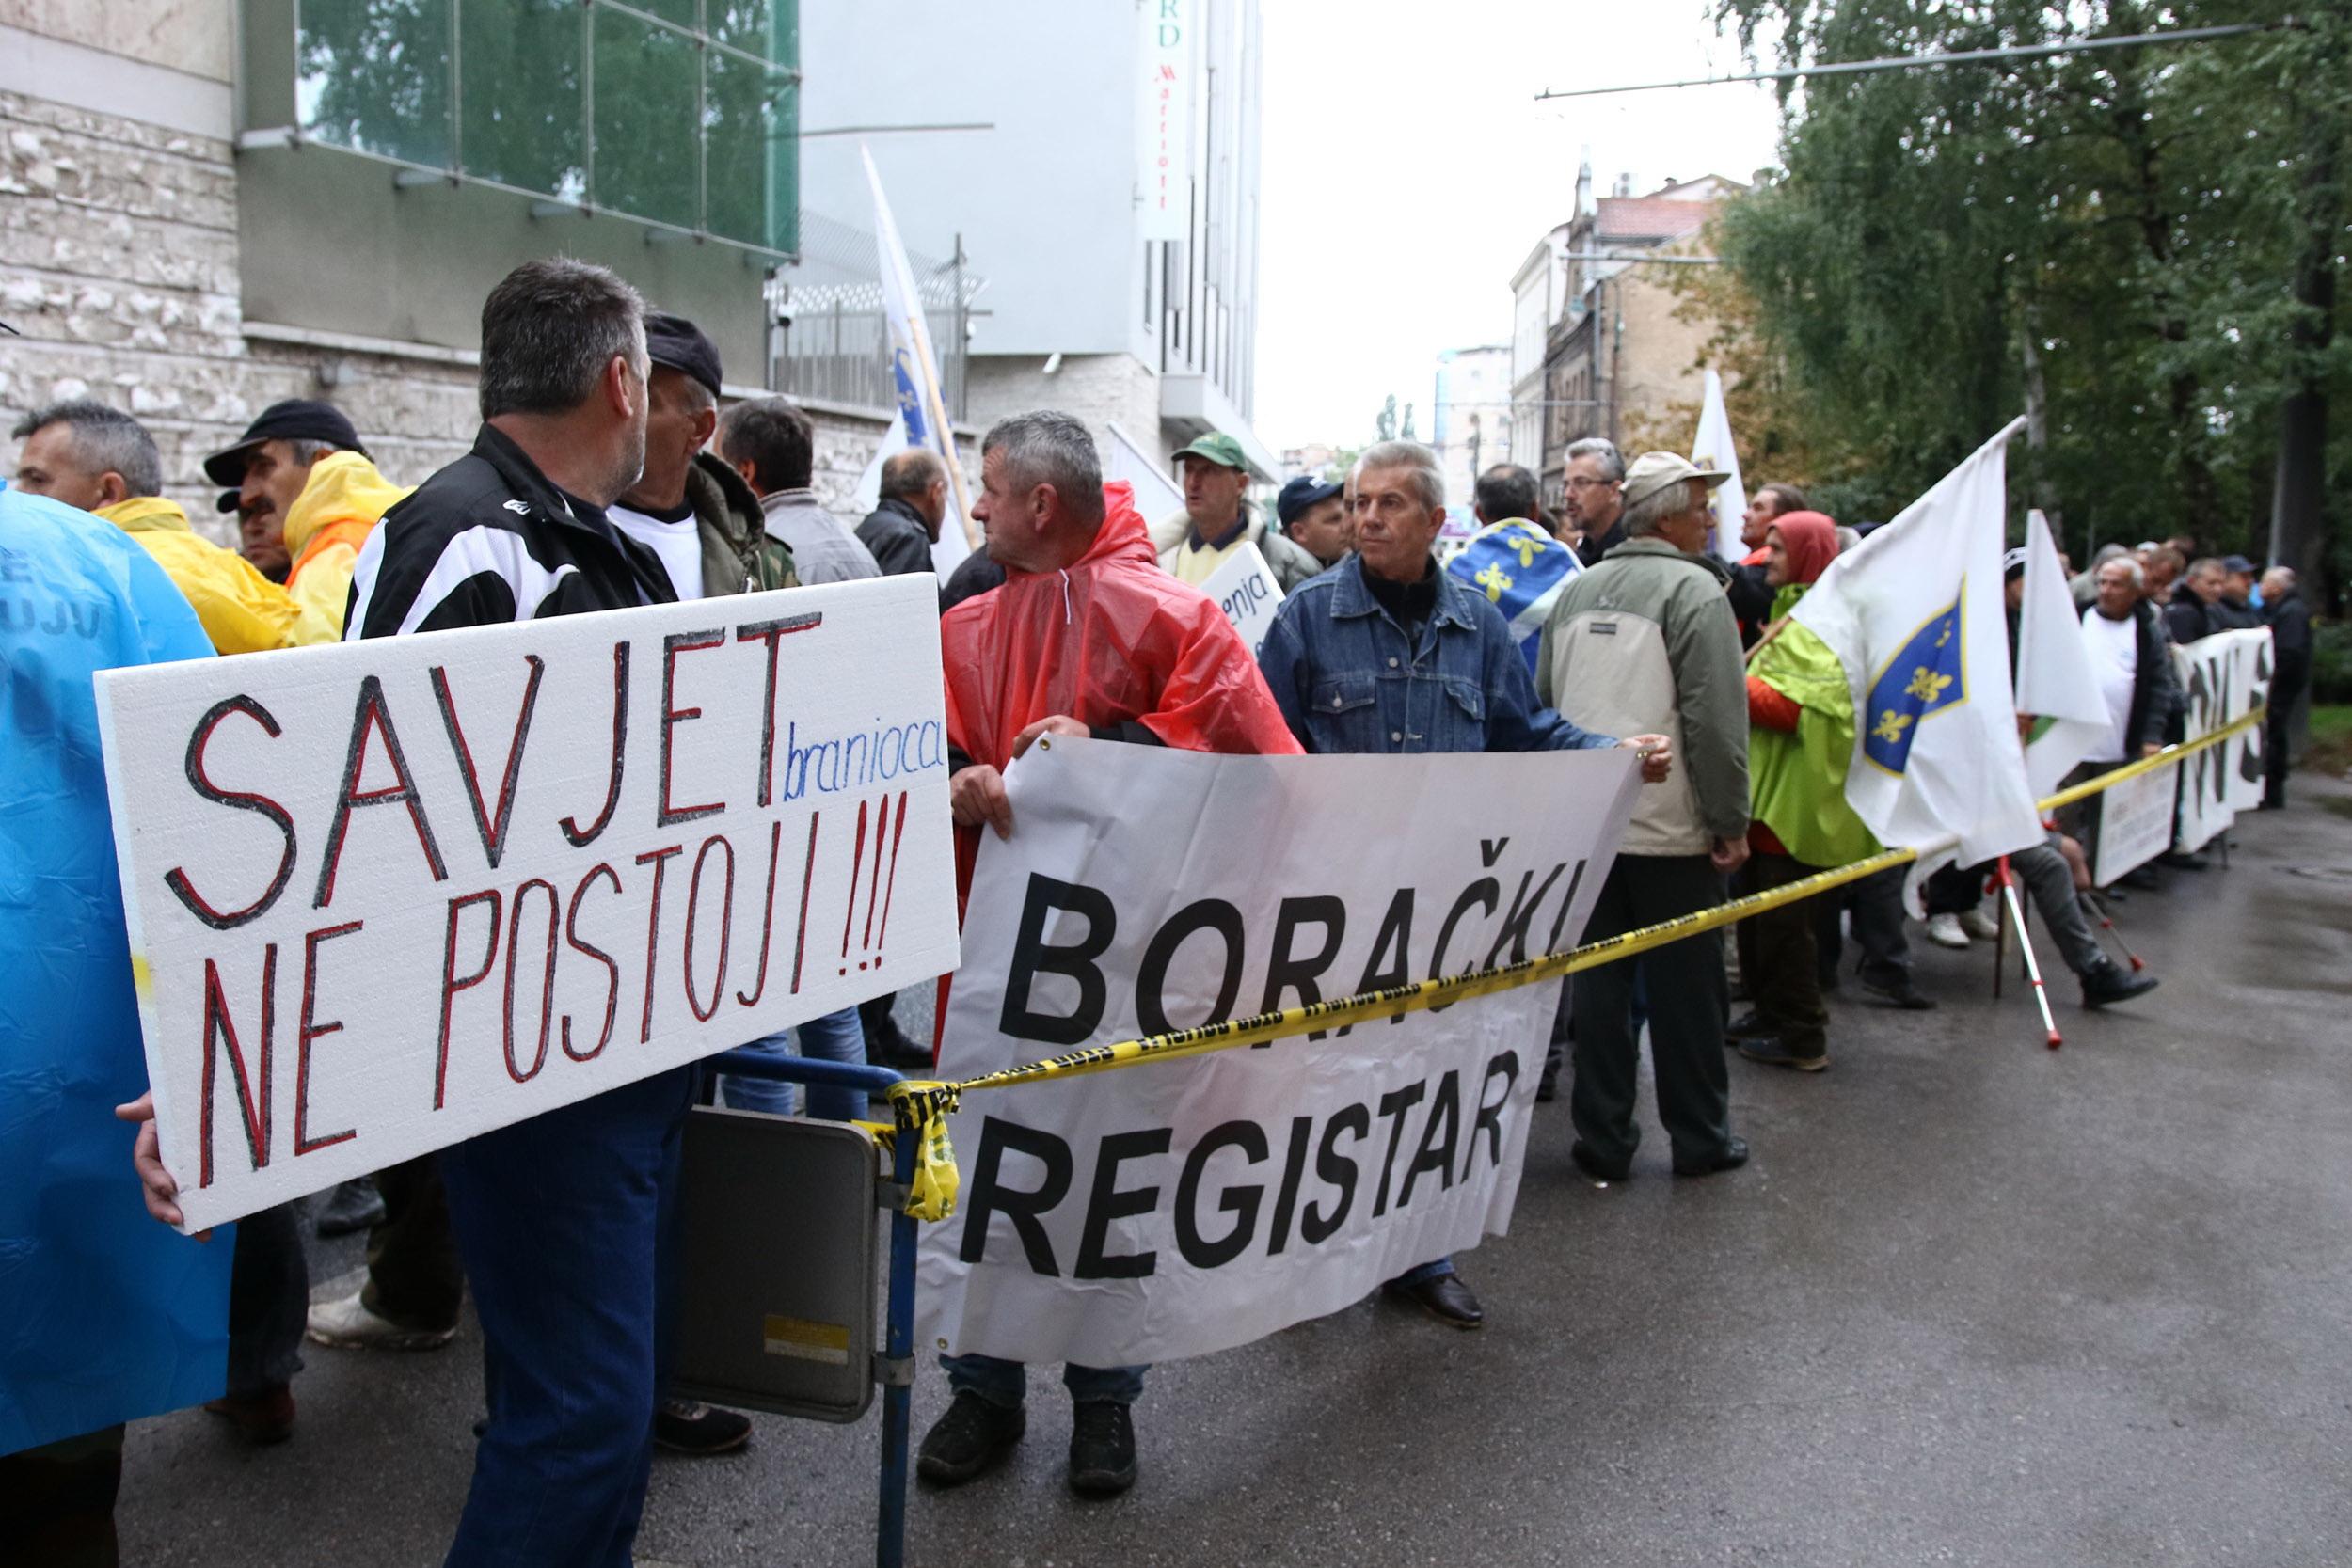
[276,451,409,640]
[10,400,326,652]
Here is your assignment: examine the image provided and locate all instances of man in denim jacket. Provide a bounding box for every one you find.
[1257,439,1671,1329]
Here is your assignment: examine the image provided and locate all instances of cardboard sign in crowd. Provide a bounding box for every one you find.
[97,576,961,1232]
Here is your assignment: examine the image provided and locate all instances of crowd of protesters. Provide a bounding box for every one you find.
[0,254,2307,1563]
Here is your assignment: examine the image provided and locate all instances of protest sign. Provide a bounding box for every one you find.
[96,576,960,1232]
[2092,761,2179,885]
[1200,541,1285,658]
[2171,627,2270,853]
[917,737,1639,1370]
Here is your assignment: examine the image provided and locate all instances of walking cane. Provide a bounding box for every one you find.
[2081,888,2147,973]
[1994,855,2061,1050]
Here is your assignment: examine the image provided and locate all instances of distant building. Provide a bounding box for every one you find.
[1429,345,1512,517]
[1508,222,1572,474]
[1281,442,1341,481]
[1538,170,1743,511]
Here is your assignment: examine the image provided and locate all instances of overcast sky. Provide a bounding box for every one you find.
[1253,1,1787,452]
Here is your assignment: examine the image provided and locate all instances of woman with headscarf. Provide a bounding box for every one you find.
[1727,512,1877,1073]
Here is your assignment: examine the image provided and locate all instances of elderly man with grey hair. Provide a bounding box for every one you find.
[921,410,1301,1500]
[1540,451,1754,1180]
[1562,436,1629,566]
[1258,438,1673,1325]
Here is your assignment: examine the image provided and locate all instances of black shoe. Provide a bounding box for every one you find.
[1725,1011,1777,1040]
[918,1390,1025,1486]
[314,1177,386,1238]
[2080,960,2159,1009]
[1536,1063,1561,1101]
[1384,1270,1486,1329]
[1673,1137,1749,1177]
[654,1398,753,1456]
[2121,865,2161,891]
[1738,1037,1829,1072]
[1068,1400,1137,1497]
[1569,1140,1630,1182]
[2157,849,2208,872]
[1860,976,1937,1011]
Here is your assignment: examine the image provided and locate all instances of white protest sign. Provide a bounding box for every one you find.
[2171,626,2271,853]
[917,737,1638,1370]
[2092,761,2179,886]
[95,576,960,1232]
[1199,541,1285,659]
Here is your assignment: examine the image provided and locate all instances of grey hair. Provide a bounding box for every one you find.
[1564,436,1625,483]
[10,399,163,496]
[2097,555,2145,590]
[983,410,1103,523]
[1357,439,1445,512]
[2187,555,2224,579]
[477,258,647,422]
[284,436,340,466]
[2090,542,2128,566]
[1621,476,1702,538]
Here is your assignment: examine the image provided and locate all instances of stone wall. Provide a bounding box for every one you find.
[968,352,1168,467]
[1,87,931,544]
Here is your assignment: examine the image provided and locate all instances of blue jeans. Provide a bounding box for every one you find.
[722,1006,867,1122]
[942,1353,1146,1409]
[438,1066,696,1568]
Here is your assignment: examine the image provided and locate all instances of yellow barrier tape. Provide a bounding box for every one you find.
[882,705,2265,1218]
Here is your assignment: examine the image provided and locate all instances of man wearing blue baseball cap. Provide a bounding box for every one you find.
[1275,473,1350,567]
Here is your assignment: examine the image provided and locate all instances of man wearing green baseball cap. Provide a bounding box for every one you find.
[1161,431,1324,593]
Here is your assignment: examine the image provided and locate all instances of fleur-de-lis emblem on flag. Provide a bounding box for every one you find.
[1861,595,1965,774]
[1475,562,1512,602]
[1872,709,1915,746]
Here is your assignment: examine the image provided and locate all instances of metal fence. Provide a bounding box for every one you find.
[764,208,982,419]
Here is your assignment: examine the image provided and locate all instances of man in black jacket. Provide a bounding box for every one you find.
[857,449,947,578]
[2261,565,2312,808]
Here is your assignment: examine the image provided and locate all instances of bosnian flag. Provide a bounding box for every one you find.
[1445,517,1580,674]
[1690,368,1748,561]
[1788,419,2042,881]
[2014,507,2110,800]
[864,145,973,578]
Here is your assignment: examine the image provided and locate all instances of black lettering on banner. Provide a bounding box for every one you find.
[735,612,823,807]
[294,920,363,1156]
[960,1117,1073,1275]
[1371,1081,1428,1217]
[1479,836,1509,867]
[562,864,622,1062]
[560,642,629,847]
[1398,1069,1461,1209]
[1484,862,1565,969]
[1256,895,1346,1044]
[199,947,276,1188]
[165,695,297,930]
[658,630,727,827]
[1542,861,1589,954]
[1075,1128,1171,1280]
[1136,898,1245,1036]
[501,879,560,1085]
[1338,889,1415,1037]
[1425,877,1500,1014]
[999,874,1116,1046]
[316,675,449,909]
[1174,1120,1270,1269]
[1264,1115,1314,1256]
[1299,1102,1367,1245]
[1467,1051,1519,1179]
[430,655,545,871]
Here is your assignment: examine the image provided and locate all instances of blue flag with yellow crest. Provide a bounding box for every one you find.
[1787,420,2042,883]
[1444,518,1581,674]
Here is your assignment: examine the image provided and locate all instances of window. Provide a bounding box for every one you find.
[291,0,798,254]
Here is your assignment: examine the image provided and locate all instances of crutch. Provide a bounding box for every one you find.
[1994,855,2062,1050]
[2080,887,2147,973]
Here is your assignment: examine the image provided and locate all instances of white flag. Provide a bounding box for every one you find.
[1788,420,2042,877]
[1690,369,1748,561]
[2014,508,2110,799]
[864,145,976,566]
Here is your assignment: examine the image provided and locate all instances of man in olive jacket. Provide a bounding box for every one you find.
[1537,452,1753,1181]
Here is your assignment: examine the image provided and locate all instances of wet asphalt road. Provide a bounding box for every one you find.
[116,777,2352,1567]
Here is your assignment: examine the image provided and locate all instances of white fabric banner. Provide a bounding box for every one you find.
[95,578,960,1231]
[1789,420,2042,885]
[917,737,1639,1369]
[2014,508,2113,799]
[1690,368,1749,561]
[1198,541,1284,658]
[2171,627,2272,852]
[2093,762,2180,885]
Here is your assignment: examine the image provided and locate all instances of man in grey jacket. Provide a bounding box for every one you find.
[716,398,882,584]
[1537,451,1753,1180]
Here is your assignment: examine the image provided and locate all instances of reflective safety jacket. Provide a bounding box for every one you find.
[282,451,409,641]
[94,495,320,653]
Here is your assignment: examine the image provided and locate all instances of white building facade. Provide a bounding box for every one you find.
[1429,344,1512,515]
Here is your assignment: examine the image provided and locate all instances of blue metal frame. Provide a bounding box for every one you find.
[706,1048,915,1568]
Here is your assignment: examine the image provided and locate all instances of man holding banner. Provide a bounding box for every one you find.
[1258,438,1672,1323]
[921,411,1301,1498]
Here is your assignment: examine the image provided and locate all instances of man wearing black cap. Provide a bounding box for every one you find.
[610,311,795,599]
[204,399,367,583]
[1275,473,1349,568]
[2211,554,2263,632]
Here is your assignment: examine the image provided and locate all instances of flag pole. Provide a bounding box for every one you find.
[1995,855,2061,1049]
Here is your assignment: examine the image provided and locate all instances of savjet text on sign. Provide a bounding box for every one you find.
[95,574,960,1233]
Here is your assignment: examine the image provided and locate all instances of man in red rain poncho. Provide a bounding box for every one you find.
[921,409,1300,1501]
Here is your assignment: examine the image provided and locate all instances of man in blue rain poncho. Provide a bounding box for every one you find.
[0,483,230,1561]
